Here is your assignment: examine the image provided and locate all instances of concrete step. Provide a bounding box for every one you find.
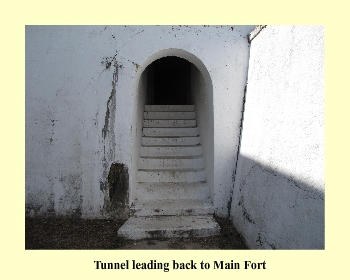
[132,199,214,216]
[139,157,204,170]
[145,105,195,112]
[144,111,195,120]
[140,146,203,157]
[117,215,220,240]
[134,182,210,201]
[138,169,206,183]
[143,119,196,128]
[120,105,219,240]
[142,136,201,146]
[143,127,199,137]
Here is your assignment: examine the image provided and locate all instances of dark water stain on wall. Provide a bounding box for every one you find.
[99,82,116,197]
[108,163,129,206]
[102,60,118,140]
[102,162,129,218]
[99,55,132,218]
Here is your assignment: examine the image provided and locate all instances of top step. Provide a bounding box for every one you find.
[145,105,194,112]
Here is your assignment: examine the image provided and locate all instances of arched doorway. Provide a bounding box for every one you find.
[122,48,217,239]
[131,49,214,209]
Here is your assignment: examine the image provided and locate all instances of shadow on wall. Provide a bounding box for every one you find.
[231,155,324,250]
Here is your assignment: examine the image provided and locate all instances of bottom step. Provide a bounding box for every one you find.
[117,215,220,240]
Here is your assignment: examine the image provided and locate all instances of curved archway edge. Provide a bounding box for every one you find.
[136,48,212,86]
[130,48,215,205]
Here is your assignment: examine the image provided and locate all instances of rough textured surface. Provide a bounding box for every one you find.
[118,215,220,240]
[25,25,255,219]
[25,25,324,249]
[231,25,324,249]
[105,162,129,218]
[124,105,218,238]
[25,217,247,249]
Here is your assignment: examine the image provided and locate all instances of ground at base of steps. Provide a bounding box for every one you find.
[25,216,248,250]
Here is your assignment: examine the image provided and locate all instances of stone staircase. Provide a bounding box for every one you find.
[117,105,220,240]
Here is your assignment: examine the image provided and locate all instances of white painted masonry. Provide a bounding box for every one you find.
[25,25,324,248]
[231,26,324,249]
[26,25,255,218]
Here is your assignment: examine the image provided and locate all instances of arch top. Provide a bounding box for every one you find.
[135,48,211,84]
[130,46,215,207]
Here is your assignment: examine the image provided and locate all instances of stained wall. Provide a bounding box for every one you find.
[25,25,255,218]
[231,26,324,249]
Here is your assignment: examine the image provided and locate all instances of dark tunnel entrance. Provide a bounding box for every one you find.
[147,56,192,105]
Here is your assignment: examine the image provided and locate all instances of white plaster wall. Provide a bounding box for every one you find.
[191,65,214,199]
[130,68,147,203]
[26,25,255,218]
[231,26,324,249]
[26,26,136,218]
